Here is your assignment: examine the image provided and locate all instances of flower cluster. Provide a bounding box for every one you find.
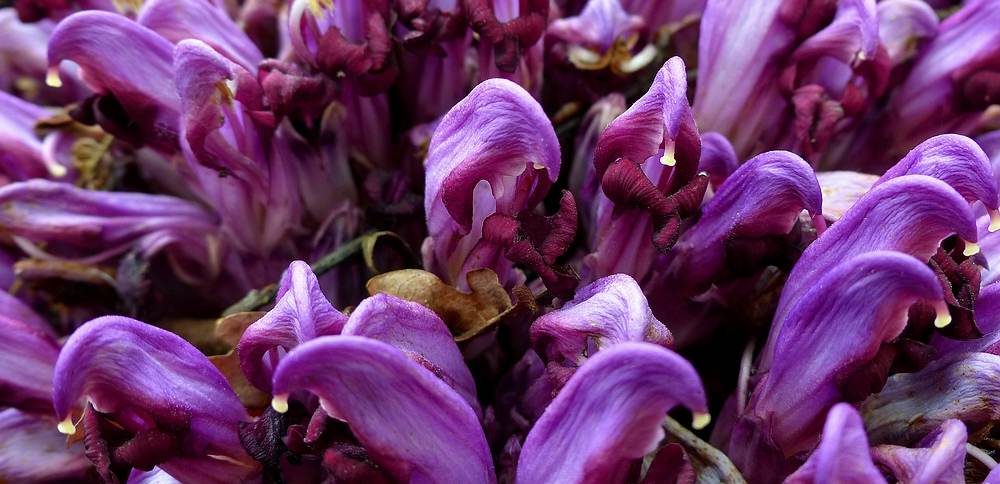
[2,0,1000,482]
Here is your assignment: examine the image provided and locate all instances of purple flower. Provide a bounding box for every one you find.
[546,0,655,75]
[53,316,257,483]
[782,403,887,484]
[731,251,945,481]
[870,420,967,484]
[422,77,561,290]
[517,342,710,484]
[270,335,497,483]
[0,408,92,482]
[0,315,60,413]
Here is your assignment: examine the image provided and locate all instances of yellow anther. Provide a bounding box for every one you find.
[271,394,290,414]
[46,68,63,88]
[989,208,1000,232]
[57,416,76,435]
[692,412,711,430]
[934,310,953,329]
[963,240,981,257]
[660,144,676,167]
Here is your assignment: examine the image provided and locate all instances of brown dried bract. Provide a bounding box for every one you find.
[209,311,269,414]
[366,268,514,342]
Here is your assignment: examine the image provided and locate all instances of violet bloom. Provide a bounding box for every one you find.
[0,89,71,184]
[730,251,946,482]
[422,78,569,292]
[694,0,885,161]
[782,403,887,484]
[870,420,968,484]
[465,0,548,93]
[588,56,707,283]
[53,316,258,483]
[546,0,655,76]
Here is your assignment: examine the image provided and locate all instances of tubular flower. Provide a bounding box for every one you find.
[782,403,888,484]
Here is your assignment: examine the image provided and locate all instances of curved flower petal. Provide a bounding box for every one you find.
[875,134,999,212]
[47,11,180,149]
[594,56,700,193]
[870,420,967,484]
[733,251,944,477]
[342,293,481,414]
[423,78,560,286]
[238,260,347,392]
[782,403,887,484]
[53,316,255,483]
[271,335,496,484]
[530,274,672,369]
[0,315,60,413]
[138,0,263,73]
[698,131,739,192]
[762,175,978,373]
[876,0,938,68]
[0,408,92,483]
[517,342,709,484]
[861,352,1000,447]
[0,89,62,182]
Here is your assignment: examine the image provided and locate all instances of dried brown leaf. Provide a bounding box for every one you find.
[366,268,513,342]
[215,311,266,347]
[209,351,270,414]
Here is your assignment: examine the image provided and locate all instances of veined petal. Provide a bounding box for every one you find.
[530,274,673,368]
[47,11,180,149]
[517,342,709,484]
[0,89,56,183]
[342,294,481,415]
[138,0,263,73]
[861,352,1000,447]
[875,134,999,211]
[876,0,938,68]
[238,260,347,392]
[0,315,60,413]
[762,175,978,373]
[424,78,559,286]
[0,179,219,265]
[569,93,626,244]
[788,0,878,67]
[53,316,256,483]
[0,408,92,483]
[652,150,822,299]
[271,336,496,484]
[735,252,943,469]
[870,420,967,484]
[781,403,888,484]
[594,56,700,194]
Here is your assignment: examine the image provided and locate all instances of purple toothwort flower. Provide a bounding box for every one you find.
[782,403,888,484]
[517,342,710,484]
[53,316,257,483]
[422,77,563,290]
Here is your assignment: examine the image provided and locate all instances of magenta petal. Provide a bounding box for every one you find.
[0,408,91,483]
[737,251,943,467]
[762,175,978,373]
[47,11,180,148]
[862,353,1000,447]
[547,0,645,56]
[782,403,888,484]
[0,89,56,183]
[342,294,481,415]
[788,0,878,68]
[271,336,496,484]
[0,315,60,413]
[530,274,673,368]
[238,260,347,392]
[137,0,263,73]
[870,420,967,484]
[594,56,701,193]
[53,316,256,483]
[517,342,708,484]
[875,134,999,210]
[424,78,559,286]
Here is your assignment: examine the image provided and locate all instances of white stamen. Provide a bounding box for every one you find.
[57,416,76,435]
[934,304,952,329]
[46,68,63,88]
[271,394,289,413]
[660,144,676,167]
[963,240,980,257]
[989,208,1000,232]
[692,412,711,430]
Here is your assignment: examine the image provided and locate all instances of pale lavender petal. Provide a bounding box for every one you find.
[781,403,887,484]
[138,0,263,73]
[569,93,626,244]
[0,408,91,483]
[733,251,944,478]
[870,420,967,484]
[238,260,347,392]
[698,131,739,192]
[53,316,256,483]
[0,89,57,183]
[271,336,496,484]
[876,0,938,67]
[342,293,481,414]
[517,342,709,484]
[128,467,182,484]
[861,352,1000,447]
[762,175,978,373]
